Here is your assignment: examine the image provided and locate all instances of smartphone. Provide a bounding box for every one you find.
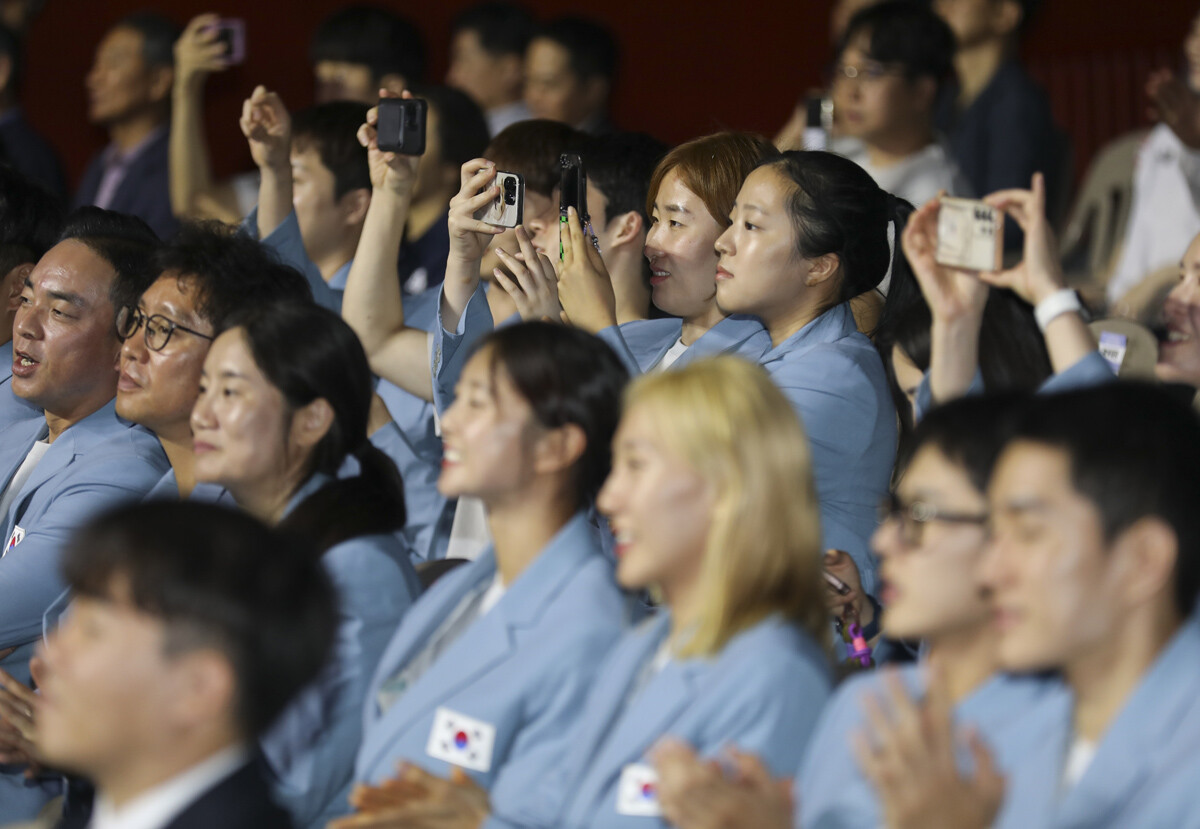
[474,171,524,228]
[823,570,851,596]
[376,98,428,155]
[935,197,1004,272]
[210,19,246,65]
[803,93,833,150]
[558,153,599,258]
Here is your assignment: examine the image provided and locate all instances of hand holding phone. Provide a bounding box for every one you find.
[376,98,428,155]
[474,171,524,228]
[935,197,1004,272]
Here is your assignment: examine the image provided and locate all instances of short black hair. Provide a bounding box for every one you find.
[310,5,426,85]
[291,102,372,201]
[1012,382,1200,618]
[902,392,1033,493]
[153,222,313,332]
[224,301,407,552]
[63,501,337,739]
[486,119,585,197]
[451,2,533,58]
[583,132,668,225]
[58,207,160,320]
[113,11,180,70]
[839,1,955,85]
[472,322,628,507]
[536,16,618,82]
[0,164,63,276]
[410,84,490,172]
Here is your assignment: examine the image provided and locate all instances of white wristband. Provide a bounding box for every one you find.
[1034,289,1082,332]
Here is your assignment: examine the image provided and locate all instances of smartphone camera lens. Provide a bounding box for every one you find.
[503,178,516,205]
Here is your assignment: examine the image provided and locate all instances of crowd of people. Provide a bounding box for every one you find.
[0,0,1197,827]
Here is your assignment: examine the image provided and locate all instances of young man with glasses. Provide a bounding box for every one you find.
[832,2,972,217]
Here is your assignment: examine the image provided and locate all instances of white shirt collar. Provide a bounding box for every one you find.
[90,744,250,829]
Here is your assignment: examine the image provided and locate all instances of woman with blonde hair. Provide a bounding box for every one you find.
[344,355,832,828]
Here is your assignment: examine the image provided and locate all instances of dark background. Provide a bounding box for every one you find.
[18,0,1199,194]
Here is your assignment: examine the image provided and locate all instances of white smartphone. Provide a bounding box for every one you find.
[474,171,524,228]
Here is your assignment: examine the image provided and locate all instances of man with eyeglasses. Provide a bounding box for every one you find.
[114,222,311,502]
[832,1,972,232]
[0,207,171,823]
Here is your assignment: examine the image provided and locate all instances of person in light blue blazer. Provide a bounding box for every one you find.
[0,208,167,823]
[853,384,1200,828]
[329,323,628,827]
[190,301,421,829]
[711,151,902,597]
[338,356,832,829]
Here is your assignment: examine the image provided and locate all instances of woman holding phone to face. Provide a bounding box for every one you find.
[341,357,833,829]
[190,301,421,829]
[710,150,906,598]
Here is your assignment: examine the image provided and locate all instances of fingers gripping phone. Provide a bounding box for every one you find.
[376,98,428,155]
[209,19,246,65]
[474,171,525,228]
[558,153,600,259]
[935,197,1004,272]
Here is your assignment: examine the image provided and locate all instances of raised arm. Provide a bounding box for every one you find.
[239,85,294,239]
[441,160,506,331]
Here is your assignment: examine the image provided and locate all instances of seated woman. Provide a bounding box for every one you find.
[347,323,629,820]
[339,356,834,829]
[190,301,422,828]
[654,393,1065,829]
[711,150,903,596]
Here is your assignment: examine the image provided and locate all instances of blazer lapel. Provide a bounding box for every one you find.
[674,315,770,368]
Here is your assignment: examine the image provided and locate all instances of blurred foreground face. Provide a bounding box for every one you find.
[524,38,591,126]
[981,441,1121,673]
[313,60,376,105]
[86,26,163,126]
[1156,233,1200,387]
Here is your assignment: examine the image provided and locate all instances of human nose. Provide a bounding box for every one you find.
[714,225,734,257]
[13,302,41,342]
[596,467,624,519]
[190,384,215,432]
[644,222,664,260]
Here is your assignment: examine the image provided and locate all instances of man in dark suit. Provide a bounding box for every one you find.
[74,13,180,240]
[0,23,65,202]
[32,501,337,829]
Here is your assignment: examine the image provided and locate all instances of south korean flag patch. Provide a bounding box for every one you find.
[2,525,25,558]
[616,763,661,817]
[425,707,496,773]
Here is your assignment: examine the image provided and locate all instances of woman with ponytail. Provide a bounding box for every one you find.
[191,300,421,829]
[712,150,909,597]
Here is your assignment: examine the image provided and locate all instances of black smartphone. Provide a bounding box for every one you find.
[376,98,428,155]
[559,153,597,258]
[211,19,246,65]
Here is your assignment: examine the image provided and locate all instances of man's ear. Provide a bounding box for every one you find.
[2,263,32,310]
[168,649,238,732]
[912,76,938,116]
[580,76,610,120]
[1110,516,1180,611]
[608,210,644,250]
[532,422,586,477]
[804,252,841,288]
[340,187,372,228]
[148,65,174,105]
[290,397,335,452]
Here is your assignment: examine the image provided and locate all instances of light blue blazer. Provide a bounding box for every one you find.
[143,466,234,505]
[758,303,896,597]
[913,350,1117,422]
[248,207,453,562]
[504,613,832,829]
[596,315,771,376]
[799,665,1065,829]
[0,400,168,678]
[995,618,1200,828]
[430,282,494,418]
[259,473,422,829]
[0,340,42,433]
[355,512,626,817]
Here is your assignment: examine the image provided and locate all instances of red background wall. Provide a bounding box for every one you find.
[18,0,1200,193]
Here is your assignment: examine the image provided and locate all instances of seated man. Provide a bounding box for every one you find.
[833,2,971,212]
[0,163,63,430]
[40,501,337,829]
[0,23,65,201]
[75,13,180,240]
[448,2,534,137]
[523,16,618,134]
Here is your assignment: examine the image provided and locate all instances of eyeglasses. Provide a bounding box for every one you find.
[832,61,906,84]
[117,306,214,352]
[877,492,989,546]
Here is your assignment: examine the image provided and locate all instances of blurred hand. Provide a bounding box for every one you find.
[653,739,794,829]
[446,160,506,267]
[239,85,292,172]
[0,669,38,771]
[492,227,562,322]
[823,549,872,630]
[174,14,230,90]
[556,207,618,334]
[981,173,1066,305]
[900,194,989,325]
[1147,68,1200,149]
[855,663,1004,829]
[357,89,420,196]
[330,763,489,829]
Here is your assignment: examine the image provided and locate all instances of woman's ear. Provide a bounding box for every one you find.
[804,252,841,288]
[533,422,587,477]
[290,398,336,451]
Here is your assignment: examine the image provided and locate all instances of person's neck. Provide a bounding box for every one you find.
[108,110,165,154]
[44,390,115,443]
[762,293,834,348]
[486,94,523,115]
[486,283,518,324]
[229,468,308,526]
[310,230,360,284]
[1065,605,1181,742]
[925,620,1001,705]
[157,429,196,498]
[680,300,727,347]
[609,248,651,324]
[484,489,575,586]
[954,40,1008,108]
[98,735,241,810]
[661,574,703,650]
[865,126,934,170]
[407,190,454,243]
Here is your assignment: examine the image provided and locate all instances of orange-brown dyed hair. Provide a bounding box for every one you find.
[645,132,778,227]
